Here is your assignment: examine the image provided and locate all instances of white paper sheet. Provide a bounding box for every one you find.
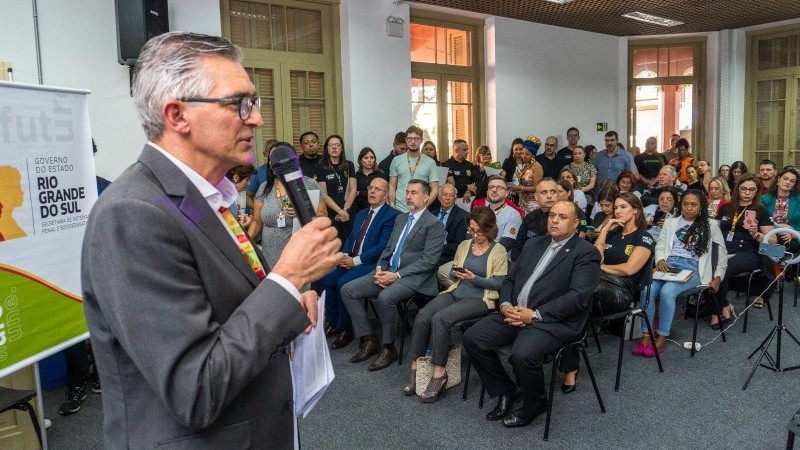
[291,293,335,418]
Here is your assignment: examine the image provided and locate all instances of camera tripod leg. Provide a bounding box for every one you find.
[748,327,777,360]
[743,327,778,390]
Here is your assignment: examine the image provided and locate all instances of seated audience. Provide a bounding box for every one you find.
[685,165,706,194]
[758,159,777,194]
[715,174,776,325]
[637,190,726,356]
[433,184,468,285]
[512,178,559,260]
[707,176,730,216]
[571,193,653,382]
[641,165,685,207]
[565,145,597,196]
[353,147,389,212]
[696,159,712,192]
[616,170,640,196]
[559,168,588,210]
[404,207,508,402]
[644,187,679,243]
[319,178,398,349]
[341,180,445,371]
[463,201,600,427]
[759,166,800,304]
[479,176,523,252]
[225,164,256,220]
[248,146,326,267]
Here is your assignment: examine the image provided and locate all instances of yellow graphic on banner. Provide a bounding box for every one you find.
[0,165,27,242]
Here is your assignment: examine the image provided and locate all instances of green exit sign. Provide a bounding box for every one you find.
[596,122,608,132]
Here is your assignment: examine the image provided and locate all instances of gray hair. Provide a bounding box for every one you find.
[661,165,678,177]
[133,32,242,141]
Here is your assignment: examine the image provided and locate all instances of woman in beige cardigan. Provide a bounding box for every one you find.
[402,206,508,403]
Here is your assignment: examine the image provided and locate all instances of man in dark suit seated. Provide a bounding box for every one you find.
[319,177,398,349]
[432,183,467,286]
[463,201,600,428]
[341,179,446,371]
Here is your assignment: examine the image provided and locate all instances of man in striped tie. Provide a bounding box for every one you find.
[341,179,446,371]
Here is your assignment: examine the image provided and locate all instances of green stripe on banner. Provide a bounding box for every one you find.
[0,270,87,369]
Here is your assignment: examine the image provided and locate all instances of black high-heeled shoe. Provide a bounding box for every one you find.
[561,369,578,394]
[402,369,416,396]
[419,373,448,403]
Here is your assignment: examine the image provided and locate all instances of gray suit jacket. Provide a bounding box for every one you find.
[377,210,446,297]
[82,145,309,449]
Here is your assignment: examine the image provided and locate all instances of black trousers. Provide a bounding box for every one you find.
[64,341,90,389]
[717,251,762,308]
[463,312,578,415]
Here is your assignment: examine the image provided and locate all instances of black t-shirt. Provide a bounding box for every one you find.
[535,153,567,180]
[442,157,480,196]
[378,152,396,176]
[634,152,665,179]
[557,147,573,164]
[299,154,321,179]
[315,161,355,216]
[716,203,774,253]
[602,228,655,285]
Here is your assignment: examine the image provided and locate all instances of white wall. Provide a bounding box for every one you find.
[0,0,221,179]
[339,0,411,161]
[490,17,621,158]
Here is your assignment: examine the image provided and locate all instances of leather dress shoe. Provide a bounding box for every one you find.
[324,324,338,338]
[368,346,398,371]
[350,335,380,363]
[503,406,546,428]
[403,370,417,396]
[330,329,354,349]
[486,390,519,421]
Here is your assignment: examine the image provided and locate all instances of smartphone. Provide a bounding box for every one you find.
[667,266,681,274]
[652,209,667,225]
[452,266,467,273]
[744,210,757,229]
[585,225,597,233]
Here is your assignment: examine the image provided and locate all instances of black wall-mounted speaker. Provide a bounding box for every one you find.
[115,0,169,66]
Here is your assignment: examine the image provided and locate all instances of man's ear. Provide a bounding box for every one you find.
[162,100,191,134]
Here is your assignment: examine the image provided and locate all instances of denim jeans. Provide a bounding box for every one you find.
[642,255,700,336]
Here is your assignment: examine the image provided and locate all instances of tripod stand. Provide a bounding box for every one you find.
[742,260,800,390]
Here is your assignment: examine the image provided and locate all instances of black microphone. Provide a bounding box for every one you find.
[269,143,316,226]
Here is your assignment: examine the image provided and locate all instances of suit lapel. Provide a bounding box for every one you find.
[139,146,262,287]
[535,233,580,281]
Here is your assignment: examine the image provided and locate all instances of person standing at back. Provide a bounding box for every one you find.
[389,125,440,212]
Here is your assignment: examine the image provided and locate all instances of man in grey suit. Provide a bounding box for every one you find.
[341,179,446,371]
[81,32,341,449]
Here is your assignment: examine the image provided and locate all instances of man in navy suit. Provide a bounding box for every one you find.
[319,177,398,349]
[463,201,600,428]
[432,183,467,287]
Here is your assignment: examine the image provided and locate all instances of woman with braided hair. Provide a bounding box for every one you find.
[634,190,728,357]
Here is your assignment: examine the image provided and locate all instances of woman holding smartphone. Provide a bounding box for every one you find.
[715,174,776,324]
[403,207,507,402]
[644,187,679,243]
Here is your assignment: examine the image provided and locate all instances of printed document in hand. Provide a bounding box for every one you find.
[291,293,335,418]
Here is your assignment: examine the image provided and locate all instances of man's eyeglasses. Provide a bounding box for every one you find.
[178,96,261,121]
[488,185,507,191]
[406,136,423,143]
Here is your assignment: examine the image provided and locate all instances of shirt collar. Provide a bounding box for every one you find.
[149,142,238,211]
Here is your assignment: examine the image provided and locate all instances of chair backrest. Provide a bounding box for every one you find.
[635,253,656,306]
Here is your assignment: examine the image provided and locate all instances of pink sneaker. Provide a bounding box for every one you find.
[632,342,647,356]
[642,344,665,358]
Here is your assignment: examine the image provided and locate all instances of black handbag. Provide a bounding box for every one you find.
[593,272,636,315]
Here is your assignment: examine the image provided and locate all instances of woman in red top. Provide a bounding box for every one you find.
[707,176,730,217]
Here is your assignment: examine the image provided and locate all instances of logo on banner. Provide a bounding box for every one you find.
[0,165,26,241]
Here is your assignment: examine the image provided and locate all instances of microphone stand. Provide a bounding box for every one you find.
[742,251,800,390]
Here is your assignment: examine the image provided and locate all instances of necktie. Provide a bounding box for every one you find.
[439,210,448,225]
[390,215,415,272]
[517,242,561,308]
[351,209,374,257]
[219,207,266,280]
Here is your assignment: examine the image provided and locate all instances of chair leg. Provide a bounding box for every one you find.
[544,351,561,441]
[462,359,471,401]
[691,298,700,357]
[397,301,408,365]
[640,313,664,371]
[715,297,727,343]
[589,319,602,353]
[15,403,43,450]
[580,346,606,413]
[614,314,628,391]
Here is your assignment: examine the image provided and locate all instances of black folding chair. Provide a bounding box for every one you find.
[0,387,43,449]
[395,293,435,364]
